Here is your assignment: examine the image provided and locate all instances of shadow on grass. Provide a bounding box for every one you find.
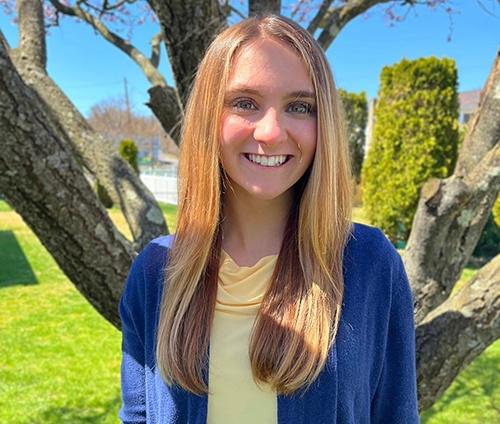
[24,395,121,424]
[0,230,38,288]
[421,342,500,420]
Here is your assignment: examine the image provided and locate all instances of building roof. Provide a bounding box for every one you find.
[459,89,481,114]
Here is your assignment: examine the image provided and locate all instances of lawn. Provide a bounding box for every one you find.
[0,200,498,423]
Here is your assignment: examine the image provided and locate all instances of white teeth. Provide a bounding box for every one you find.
[247,154,287,167]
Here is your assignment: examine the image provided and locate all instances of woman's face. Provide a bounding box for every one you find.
[220,37,317,202]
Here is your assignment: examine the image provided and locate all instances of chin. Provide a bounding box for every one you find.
[245,188,290,201]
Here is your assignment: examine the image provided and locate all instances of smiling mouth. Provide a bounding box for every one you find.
[243,153,292,167]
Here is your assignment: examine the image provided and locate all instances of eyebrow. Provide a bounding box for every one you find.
[225,86,316,100]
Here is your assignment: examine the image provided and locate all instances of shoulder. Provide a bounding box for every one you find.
[344,223,407,298]
[121,234,175,311]
[347,222,402,271]
[131,234,175,276]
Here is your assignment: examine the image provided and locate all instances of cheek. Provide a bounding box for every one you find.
[295,119,317,161]
[220,114,253,146]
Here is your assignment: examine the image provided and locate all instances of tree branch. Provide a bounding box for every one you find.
[307,0,334,34]
[0,33,134,328]
[416,254,500,410]
[16,0,47,69]
[249,0,281,16]
[404,50,500,323]
[150,31,162,68]
[454,50,500,177]
[147,85,183,144]
[49,0,167,87]
[147,0,227,105]
[315,0,393,50]
[15,0,168,250]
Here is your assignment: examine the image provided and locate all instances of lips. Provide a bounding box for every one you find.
[243,153,293,163]
[243,153,293,167]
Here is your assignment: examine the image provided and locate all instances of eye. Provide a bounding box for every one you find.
[288,101,314,115]
[231,98,257,112]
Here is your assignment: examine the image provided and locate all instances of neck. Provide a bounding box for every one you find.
[221,186,293,262]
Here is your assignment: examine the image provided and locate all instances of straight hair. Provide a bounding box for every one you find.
[156,14,353,395]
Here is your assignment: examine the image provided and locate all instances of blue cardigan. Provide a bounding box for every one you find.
[119,223,420,423]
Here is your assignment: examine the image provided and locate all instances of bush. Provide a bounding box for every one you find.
[362,57,459,243]
[119,139,139,174]
[492,195,500,227]
[473,212,500,260]
[338,89,368,184]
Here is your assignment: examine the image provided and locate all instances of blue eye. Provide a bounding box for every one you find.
[232,99,257,111]
[288,102,314,114]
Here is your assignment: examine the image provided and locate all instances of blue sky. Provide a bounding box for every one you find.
[0,0,498,117]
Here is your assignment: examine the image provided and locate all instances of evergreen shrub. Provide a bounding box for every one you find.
[362,57,459,243]
[338,89,368,184]
[119,139,140,174]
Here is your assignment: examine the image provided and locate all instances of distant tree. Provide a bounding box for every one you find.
[473,212,500,260]
[88,96,164,146]
[362,57,459,243]
[338,89,367,184]
[119,139,139,174]
[492,195,500,227]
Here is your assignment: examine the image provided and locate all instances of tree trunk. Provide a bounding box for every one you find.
[416,254,500,410]
[0,38,133,328]
[147,0,227,107]
[147,85,183,144]
[249,0,281,15]
[403,52,500,323]
[12,0,168,251]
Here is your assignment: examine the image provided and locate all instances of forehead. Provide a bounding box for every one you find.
[226,37,314,93]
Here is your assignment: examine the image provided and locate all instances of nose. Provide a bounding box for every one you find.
[253,108,287,146]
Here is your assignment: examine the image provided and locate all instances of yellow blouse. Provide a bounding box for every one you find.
[207,249,278,424]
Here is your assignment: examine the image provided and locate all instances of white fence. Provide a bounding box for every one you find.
[140,173,178,205]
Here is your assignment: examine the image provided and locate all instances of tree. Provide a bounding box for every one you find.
[493,195,500,226]
[362,57,459,243]
[338,89,367,184]
[88,96,166,146]
[119,139,140,174]
[0,0,498,412]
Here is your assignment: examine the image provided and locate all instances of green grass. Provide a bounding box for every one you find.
[0,199,498,422]
[0,198,13,212]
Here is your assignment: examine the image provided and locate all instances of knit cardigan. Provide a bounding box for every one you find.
[119,223,420,423]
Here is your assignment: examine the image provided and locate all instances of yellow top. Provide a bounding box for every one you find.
[207,249,278,424]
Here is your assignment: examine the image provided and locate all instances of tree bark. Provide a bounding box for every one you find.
[0,37,133,328]
[47,0,183,142]
[454,49,500,177]
[147,85,183,144]
[12,0,168,251]
[147,0,227,106]
[249,0,281,15]
[416,254,500,410]
[403,52,500,323]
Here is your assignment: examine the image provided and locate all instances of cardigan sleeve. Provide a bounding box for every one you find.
[370,259,420,423]
[119,253,147,424]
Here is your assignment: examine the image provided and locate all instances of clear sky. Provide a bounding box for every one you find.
[0,0,498,117]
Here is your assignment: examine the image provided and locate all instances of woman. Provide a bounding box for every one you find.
[119,15,419,424]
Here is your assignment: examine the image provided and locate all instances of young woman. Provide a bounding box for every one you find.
[119,15,419,424]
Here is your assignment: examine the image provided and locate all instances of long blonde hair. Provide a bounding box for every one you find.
[156,15,353,395]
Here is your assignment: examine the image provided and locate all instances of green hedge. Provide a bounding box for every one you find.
[119,139,139,174]
[362,57,459,243]
[338,89,368,184]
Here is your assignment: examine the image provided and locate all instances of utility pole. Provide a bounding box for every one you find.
[124,77,132,127]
